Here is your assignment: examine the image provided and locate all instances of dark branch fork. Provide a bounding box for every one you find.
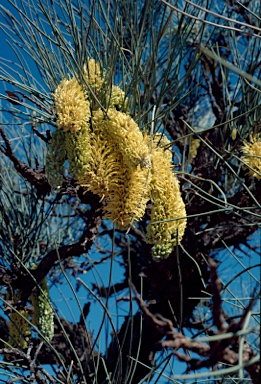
[131,260,260,383]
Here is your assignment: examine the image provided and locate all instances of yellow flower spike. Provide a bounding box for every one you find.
[30,277,54,342]
[8,290,30,350]
[104,164,151,228]
[146,135,187,261]
[241,133,261,179]
[84,58,104,91]
[92,108,151,170]
[46,129,67,189]
[53,78,91,132]
[64,123,91,180]
[78,109,151,227]
[77,132,121,200]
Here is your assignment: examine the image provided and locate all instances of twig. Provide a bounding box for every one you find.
[160,0,261,39]
[0,127,51,196]
[209,258,228,333]
[32,126,51,143]
[131,279,260,382]
[15,195,103,304]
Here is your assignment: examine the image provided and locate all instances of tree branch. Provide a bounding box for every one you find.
[15,194,103,304]
[132,277,260,383]
[0,127,51,196]
[209,258,228,333]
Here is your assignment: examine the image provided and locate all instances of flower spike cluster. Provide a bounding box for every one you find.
[47,58,187,259]
[48,75,92,185]
[241,134,261,179]
[79,108,151,228]
[104,164,150,228]
[108,85,128,110]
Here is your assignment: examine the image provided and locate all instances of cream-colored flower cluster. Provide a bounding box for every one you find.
[53,78,91,132]
[47,75,92,186]
[241,134,261,179]
[46,59,187,259]
[92,109,151,170]
[79,108,151,228]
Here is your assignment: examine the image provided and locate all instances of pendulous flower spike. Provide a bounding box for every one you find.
[30,277,54,342]
[77,131,122,200]
[64,123,91,180]
[103,164,151,228]
[146,134,187,260]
